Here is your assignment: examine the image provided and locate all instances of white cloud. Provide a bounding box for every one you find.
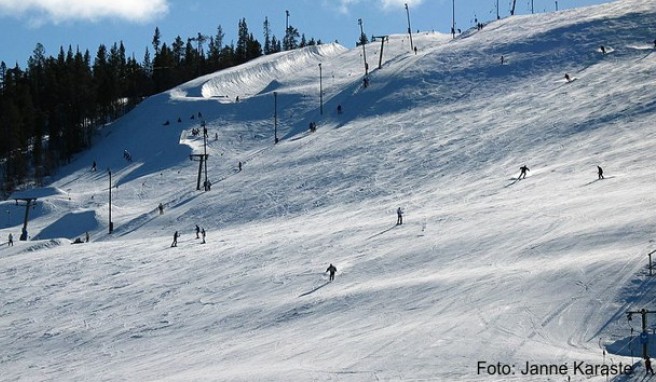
[328,0,423,15]
[380,0,423,10]
[332,0,361,15]
[0,0,169,25]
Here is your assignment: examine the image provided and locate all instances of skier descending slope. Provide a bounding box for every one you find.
[518,165,530,180]
[326,264,337,282]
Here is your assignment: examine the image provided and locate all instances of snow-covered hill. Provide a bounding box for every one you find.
[2,1,656,380]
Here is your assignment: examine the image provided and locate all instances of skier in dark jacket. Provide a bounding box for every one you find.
[195,225,200,239]
[646,357,655,375]
[518,165,530,179]
[326,264,337,282]
[396,207,403,225]
[171,231,179,247]
[597,166,604,180]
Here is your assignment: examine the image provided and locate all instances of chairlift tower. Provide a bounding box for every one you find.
[357,18,369,75]
[108,170,113,233]
[273,91,279,143]
[14,197,36,240]
[627,308,656,359]
[190,153,209,191]
[404,3,414,51]
[452,0,456,38]
[372,35,389,69]
[189,120,210,191]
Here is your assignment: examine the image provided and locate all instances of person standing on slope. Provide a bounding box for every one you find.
[326,264,337,282]
[645,357,655,375]
[518,165,530,180]
[597,165,604,180]
[171,231,179,247]
[396,207,404,225]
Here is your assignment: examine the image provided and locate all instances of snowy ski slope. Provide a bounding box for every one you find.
[2,0,656,380]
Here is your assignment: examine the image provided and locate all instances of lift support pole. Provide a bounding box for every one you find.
[372,35,389,69]
[14,197,36,241]
[190,154,209,191]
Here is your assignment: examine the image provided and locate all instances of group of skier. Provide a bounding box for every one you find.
[516,165,604,180]
[171,225,206,247]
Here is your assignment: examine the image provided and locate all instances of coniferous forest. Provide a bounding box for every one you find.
[0,18,321,196]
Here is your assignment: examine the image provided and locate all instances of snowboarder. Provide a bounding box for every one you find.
[201,228,206,244]
[7,233,13,246]
[337,104,343,114]
[518,165,530,179]
[85,232,89,243]
[646,357,655,375]
[326,264,337,282]
[163,120,170,126]
[396,207,403,225]
[414,46,418,55]
[158,203,164,215]
[500,55,505,65]
[600,45,606,54]
[238,161,242,172]
[91,161,97,172]
[597,165,604,180]
[195,225,200,239]
[171,231,179,247]
[564,73,572,82]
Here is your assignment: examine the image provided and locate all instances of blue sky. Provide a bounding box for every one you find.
[0,0,614,68]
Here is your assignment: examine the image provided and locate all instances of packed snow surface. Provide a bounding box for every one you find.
[2,0,656,381]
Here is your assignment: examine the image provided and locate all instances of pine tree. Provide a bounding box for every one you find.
[152,27,161,55]
[263,17,272,54]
